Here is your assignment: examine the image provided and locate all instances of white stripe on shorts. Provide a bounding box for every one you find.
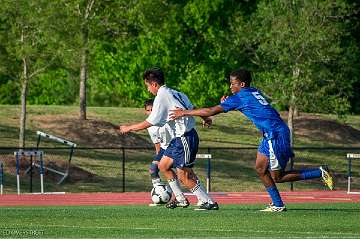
[181,136,190,165]
[268,140,280,170]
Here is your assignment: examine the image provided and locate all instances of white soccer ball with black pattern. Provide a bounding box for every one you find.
[151,184,172,204]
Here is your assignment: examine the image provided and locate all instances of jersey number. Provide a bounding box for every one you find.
[252,92,269,105]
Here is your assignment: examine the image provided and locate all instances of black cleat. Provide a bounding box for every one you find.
[165,199,190,209]
[194,202,219,211]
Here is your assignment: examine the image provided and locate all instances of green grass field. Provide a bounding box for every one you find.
[1,203,360,238]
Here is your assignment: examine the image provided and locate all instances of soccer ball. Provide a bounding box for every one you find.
[151,183,172,204]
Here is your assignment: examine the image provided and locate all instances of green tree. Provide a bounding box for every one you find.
[248,0,356,144]
[0,0,63,147]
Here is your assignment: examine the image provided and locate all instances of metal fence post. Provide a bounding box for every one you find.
[290,156,294,191]
[207,147,211,193]
[122,147,125,193]
[0,162,3,195]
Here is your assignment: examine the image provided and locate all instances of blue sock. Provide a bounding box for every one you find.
[266,186,284,207]
[299,168,321,180]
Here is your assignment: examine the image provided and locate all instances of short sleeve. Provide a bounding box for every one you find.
[146,91,168,126]
[220,95,241,113]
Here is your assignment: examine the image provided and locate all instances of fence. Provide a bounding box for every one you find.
[0,147,359,194]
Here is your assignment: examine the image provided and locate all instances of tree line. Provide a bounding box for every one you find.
[0,0,359,147]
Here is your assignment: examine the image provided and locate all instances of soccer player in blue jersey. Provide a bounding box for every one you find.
[120,67,218,210]
[170,69,334,212]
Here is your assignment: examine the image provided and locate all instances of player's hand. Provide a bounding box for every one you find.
[119,125,131,134]
[220,95,228,103]
[169,107,184,120]
[201,117,212,128]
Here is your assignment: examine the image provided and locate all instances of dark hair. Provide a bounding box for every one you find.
[143,67,165,85]
[144,99,154,108]
[230,69,252,87]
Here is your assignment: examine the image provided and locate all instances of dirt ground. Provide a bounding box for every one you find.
[32,115,152,148]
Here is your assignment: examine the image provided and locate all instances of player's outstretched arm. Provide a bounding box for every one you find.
[170,105,224,120]
[119,120,152,134]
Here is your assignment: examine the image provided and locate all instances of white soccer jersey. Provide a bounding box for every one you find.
[157,123,174,149]
[147,126,161,144]
[147,124,173,149]
[146,85,196,137]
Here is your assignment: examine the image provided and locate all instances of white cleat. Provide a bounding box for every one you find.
[260,203,286,212]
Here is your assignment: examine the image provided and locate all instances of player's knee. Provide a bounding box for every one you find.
[255,165,267,176]
[157,161,169,173]
[272,174,285,183]
[149,162,159,178]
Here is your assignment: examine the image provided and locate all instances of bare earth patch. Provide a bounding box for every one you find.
[31,114,152,148]
[291,114,360,146]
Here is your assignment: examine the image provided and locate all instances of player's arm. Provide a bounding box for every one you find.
[170,105,224,120]
[119,120,152,134]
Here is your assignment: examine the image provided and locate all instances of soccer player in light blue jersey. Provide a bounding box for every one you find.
[170,69,334,212]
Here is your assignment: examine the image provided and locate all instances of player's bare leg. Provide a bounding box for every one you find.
[255,152,275,187]
[177,168,218,210]
[158,156,189,208]
[270,169,302,183]
[267,160,334,189]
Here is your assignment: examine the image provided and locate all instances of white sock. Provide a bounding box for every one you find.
[168,178,186,202]
[152,178,161,186]
[191,182,214,204]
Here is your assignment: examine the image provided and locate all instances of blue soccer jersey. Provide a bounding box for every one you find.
[220,87,293,169]
[220,87,288,139]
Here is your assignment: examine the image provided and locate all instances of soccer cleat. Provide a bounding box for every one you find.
[260,203,286,212]
[320,165,334,190]
[194,202,219,211]
[196,200,205,207]
[165,199,190,209]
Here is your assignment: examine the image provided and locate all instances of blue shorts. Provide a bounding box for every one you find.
[154,148,165,162]
[258,129,294,171]
[163,128,199,168]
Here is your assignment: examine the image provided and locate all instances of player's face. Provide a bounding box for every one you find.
[144,80,158,95]
[229,77,243,94]
[145,105,152,115]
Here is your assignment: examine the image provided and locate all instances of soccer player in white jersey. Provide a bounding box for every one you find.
[120,67,218,210]
[145,99,206,207]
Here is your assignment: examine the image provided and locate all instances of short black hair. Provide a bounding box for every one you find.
[144,99,154,108]
[143,67,165,85]
[230,69,252,87]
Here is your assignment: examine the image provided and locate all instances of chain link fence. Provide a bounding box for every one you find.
[0,147,359,194]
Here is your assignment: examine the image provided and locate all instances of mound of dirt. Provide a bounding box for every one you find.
[289,114,360,145]
[32,115,152,148]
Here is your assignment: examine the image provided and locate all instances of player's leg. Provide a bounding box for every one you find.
[268,134,334,189]
[176,167,217,210]
[255,151,286,212]
[176,129,218,210]
[158,155,189,208]
[149,161,161,186]
[272,166,334,190]
[149,148,165,186]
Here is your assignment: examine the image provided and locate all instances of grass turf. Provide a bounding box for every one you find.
[0,203,359,238]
